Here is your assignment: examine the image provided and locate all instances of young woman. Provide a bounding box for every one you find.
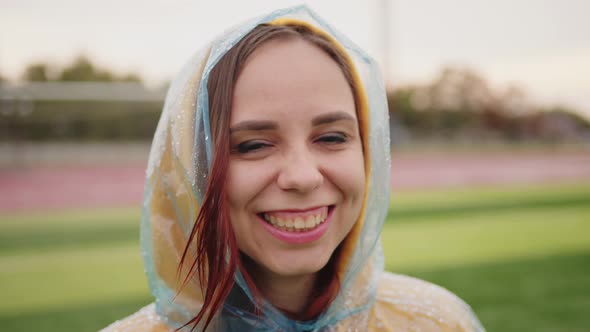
[102,5,485,332]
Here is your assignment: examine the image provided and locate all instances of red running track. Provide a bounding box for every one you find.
[0,165,145,212]
[1,152,589,212]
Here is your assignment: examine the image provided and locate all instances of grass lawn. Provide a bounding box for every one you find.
[1,182,589,331]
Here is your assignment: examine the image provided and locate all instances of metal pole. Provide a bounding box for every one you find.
[380,0,392,88]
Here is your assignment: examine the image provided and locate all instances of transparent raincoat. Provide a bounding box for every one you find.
[101,5,485,332]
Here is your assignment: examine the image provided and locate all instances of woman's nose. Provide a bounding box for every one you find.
[276,147,323,193]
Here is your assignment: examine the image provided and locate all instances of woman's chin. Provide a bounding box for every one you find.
[266,252,332,277]
[275,265,324,278]
[242,250,331,279]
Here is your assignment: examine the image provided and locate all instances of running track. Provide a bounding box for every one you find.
[1,151,589,212]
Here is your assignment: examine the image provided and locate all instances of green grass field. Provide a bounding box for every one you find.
[1,182,589,331]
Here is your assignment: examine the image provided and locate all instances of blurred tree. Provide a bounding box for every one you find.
[57,55,143,83]
[501,85,530,116]
[120,73,142,83]
[59,56,110,81]
[386,66,590,143]
[23,63,51,81]
[427,67,494,113]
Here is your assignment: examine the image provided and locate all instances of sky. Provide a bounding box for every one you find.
[1,0,589,117]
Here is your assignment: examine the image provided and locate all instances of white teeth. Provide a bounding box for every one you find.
[262,208,330,232]
[294,217,304,229]
[305,216,315,228]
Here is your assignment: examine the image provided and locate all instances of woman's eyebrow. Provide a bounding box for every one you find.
[230,120,278,133]
[312,111,356,126]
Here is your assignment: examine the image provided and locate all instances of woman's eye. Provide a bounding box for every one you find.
[317,133,348,144]
[234,141,270,154]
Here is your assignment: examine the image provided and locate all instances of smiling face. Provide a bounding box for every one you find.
[227,36,365,279]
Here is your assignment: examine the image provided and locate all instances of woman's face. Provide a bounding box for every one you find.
[227,37,365,278]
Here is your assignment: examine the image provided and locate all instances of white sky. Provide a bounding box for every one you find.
[1,0,589,117]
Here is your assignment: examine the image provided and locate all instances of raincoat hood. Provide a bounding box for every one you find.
[102,5,484,332]
[140,5,389,331]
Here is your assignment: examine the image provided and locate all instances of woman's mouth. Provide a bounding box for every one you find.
[258,206,332,233]
[256,206,334,244]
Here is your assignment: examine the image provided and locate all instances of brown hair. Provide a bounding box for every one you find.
[179,23,362,331]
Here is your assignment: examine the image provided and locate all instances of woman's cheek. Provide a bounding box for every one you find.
[324,148,365,197]
[228,160,274,205]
